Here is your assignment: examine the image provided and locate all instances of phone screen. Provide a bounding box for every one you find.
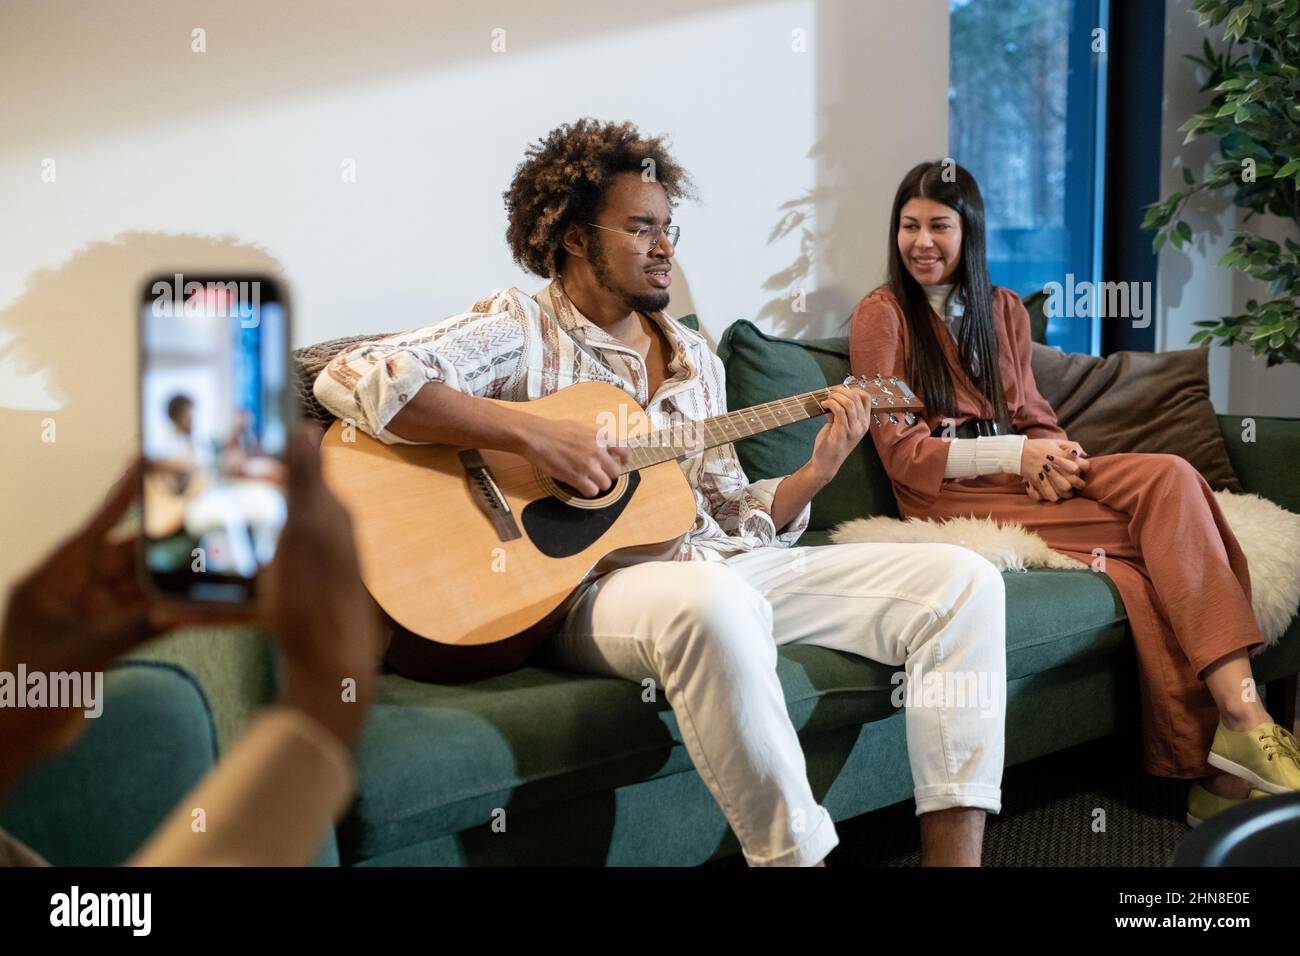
[138,275,292,603]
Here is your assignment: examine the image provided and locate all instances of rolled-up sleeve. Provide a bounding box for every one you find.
[697,449,810,550]
[312,292,530,445]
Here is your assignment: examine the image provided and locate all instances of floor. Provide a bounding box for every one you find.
[709,683,1298,866]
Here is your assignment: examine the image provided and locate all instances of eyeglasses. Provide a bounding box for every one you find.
[586,222,681,254]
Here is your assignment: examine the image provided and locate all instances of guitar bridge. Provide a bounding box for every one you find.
[460,450,522,542]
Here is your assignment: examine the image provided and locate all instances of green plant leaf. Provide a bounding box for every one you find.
[1154,3,1300,369]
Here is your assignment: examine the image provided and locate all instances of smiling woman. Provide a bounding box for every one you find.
[883,160,1009,429]
[849,159,1298,810]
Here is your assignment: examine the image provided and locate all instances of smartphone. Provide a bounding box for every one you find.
[137,273,293,604]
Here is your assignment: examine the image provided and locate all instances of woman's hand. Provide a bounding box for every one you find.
[1021,438,1090,502]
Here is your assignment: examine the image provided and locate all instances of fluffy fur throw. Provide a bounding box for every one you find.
[831,490,1300,646]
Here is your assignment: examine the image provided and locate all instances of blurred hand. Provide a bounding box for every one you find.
[0,423,382,796]
[258,424,383,749]
[0,459,254,787]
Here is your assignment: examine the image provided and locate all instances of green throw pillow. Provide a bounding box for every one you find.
[716,320,900,530]
[1020,290,1050,345]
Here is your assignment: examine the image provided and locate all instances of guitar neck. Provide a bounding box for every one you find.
[621,386,860,472]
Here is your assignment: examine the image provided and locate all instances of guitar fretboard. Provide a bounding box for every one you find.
[620,383,915,472]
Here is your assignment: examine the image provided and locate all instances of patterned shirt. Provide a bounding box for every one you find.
[312,281,810,560]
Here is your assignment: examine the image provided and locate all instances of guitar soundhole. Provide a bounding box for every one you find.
[533,470,630,510]
[553,479,597,500]
[521,472,641,559]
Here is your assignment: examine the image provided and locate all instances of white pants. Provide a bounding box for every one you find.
[543,542,1007,867]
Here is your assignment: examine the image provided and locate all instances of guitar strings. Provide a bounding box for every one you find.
[622,383,918,468]
[624,388,834,458]
[478,389,837,497]
[481,383,918,496]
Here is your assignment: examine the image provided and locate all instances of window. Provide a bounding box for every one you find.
[949,0,1109,354]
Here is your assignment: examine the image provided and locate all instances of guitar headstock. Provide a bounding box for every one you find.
[842,374,924,428]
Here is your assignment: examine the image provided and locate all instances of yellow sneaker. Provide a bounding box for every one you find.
[1186,782,1270,827]
[1208,722,1300,794]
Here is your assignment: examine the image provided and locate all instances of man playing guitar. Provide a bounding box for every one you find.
[315,119,1007,867]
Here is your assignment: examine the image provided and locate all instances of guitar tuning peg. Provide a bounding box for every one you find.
[888,413,898,425]
[904,412,916,426]
[872,413,884,427]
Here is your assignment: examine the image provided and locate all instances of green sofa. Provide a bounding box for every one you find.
[5,320,1297,867]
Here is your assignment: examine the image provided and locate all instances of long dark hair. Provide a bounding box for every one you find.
[886,160,1008,427]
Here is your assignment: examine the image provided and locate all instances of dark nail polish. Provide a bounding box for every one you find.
[1047,454,1054,460]
[1071,449,1079,456]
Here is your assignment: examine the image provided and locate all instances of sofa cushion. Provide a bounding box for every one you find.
[1030,344,1242,492]
[717,320,898,529]
[0,661,219,866]
[1021,290,1051,346]
[339,566,1128,864]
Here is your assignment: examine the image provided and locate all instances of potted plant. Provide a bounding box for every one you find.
[1144,0,1300,366]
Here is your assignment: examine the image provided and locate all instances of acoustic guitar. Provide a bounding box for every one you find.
[319,374,922,682]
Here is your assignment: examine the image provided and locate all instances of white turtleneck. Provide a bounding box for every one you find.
[926,283,958,334]
[920,282,1026,480]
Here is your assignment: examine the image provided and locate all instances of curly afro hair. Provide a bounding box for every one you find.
[503,119,697,278]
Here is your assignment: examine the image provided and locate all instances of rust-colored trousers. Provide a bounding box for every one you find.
[909,452,1261,777]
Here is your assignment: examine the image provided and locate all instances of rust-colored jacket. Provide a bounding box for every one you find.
[849,284,1066,509]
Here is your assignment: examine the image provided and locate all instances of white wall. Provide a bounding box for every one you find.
[1157,0,1300,416]
[0,0,949,594]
